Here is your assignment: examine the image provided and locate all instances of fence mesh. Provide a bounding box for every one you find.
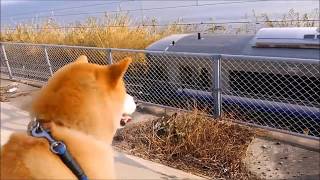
[112,50,215,111]
[0,42,319,139]
[221,56,320,137]
[1,44,50,82]
[46,46,109,73]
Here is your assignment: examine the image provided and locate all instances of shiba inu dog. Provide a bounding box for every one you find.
[0,55,136,179]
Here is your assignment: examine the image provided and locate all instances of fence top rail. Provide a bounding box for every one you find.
[0,41,108,51]
[1,41,319,64]
[0,41,217,57]
[110,47,217,57]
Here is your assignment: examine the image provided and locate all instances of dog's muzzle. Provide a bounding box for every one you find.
[120,114,132,127]
[120,94,136,127]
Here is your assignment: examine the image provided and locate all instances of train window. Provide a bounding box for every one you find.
[179,66,194,88]
[149,64,167,80]
[304,34,315,39]
[197,68,211,90]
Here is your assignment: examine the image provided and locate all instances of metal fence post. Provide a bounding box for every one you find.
[107,49,113,64]
[212,55,222,119]
[1,44,13,79]
[44,46,53,76]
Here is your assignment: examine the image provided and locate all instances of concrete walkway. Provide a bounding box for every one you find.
[0,102,204,179]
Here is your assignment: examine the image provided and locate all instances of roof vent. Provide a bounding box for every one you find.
[198,32,201,40]
[253,27,320,49]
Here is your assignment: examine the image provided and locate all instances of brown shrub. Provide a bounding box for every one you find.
[113,110,258,179]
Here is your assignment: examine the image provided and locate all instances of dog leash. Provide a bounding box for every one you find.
[27,119,88,180]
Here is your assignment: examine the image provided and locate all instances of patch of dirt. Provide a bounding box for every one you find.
[0,83,19,102]
[113,110,258,180]
[0,80,39,111]
[245,138,320,180]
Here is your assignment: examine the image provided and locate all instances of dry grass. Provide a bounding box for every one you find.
[256,8,319,27]
[0,87,10,102]
[0,13,189,49]
[0,83,18,102]
[113,110,258,179]
[1,9,318,49]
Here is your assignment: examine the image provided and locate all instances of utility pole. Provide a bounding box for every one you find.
[140,1,144,25]
[118,1,122,11]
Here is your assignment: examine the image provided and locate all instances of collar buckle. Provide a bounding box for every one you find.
[27,119,88,180]
[27,119,55,144]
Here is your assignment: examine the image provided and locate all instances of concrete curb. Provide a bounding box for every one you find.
[260,130,320,152]
[1,76,44,88]
[136,104,179,117]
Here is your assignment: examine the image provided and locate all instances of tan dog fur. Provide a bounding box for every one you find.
[1,55,132,179]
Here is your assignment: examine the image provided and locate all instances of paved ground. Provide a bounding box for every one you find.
[1,78,319,180]
[245,138,320,180]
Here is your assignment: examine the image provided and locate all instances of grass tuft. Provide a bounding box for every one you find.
[113,110,258,179]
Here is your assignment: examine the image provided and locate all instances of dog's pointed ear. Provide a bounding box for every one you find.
[107,57,132,84]
[74,55,88,64]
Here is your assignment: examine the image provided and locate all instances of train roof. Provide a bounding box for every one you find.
[146,27,320,59]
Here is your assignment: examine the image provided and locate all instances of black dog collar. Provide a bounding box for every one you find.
[27,119,88,180]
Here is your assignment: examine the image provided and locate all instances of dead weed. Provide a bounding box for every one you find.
[113,110,258,179]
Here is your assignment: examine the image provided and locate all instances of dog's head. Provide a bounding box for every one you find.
[31,55,136,143]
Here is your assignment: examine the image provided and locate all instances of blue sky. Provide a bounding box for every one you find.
[1,0,319,27]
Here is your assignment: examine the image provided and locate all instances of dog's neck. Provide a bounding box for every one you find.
[36,119,116,144]
[40,121,113,144]
[31,122,115,179]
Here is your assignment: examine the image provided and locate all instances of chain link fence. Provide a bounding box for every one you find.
[220,55,319,137]
[0,42,319,139]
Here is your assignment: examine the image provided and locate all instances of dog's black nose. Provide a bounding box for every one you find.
[120,119,126,127]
